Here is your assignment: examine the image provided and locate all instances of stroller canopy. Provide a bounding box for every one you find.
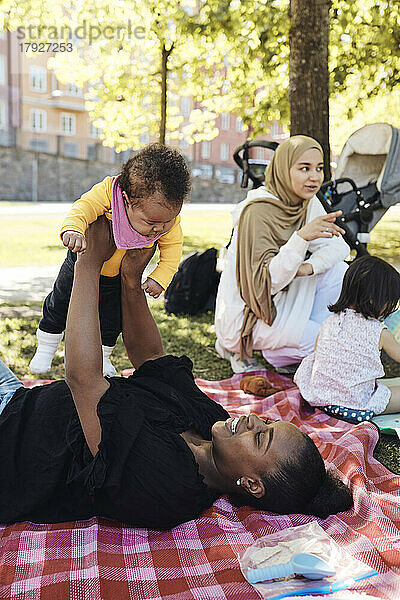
[335,123,400,208]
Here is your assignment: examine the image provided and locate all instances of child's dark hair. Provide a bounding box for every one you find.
[118,143,191,210]
[329,255,400,319]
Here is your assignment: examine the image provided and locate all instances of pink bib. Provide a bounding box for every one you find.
[111,176,164,250]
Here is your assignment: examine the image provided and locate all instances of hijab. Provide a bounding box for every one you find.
[236,135,323,358]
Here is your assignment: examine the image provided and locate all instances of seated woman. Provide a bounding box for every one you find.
[0,218,352,529]
[215,135,350,373]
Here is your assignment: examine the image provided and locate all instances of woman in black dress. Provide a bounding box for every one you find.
[0,218,352,529]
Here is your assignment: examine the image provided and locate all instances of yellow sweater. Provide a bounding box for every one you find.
[60,176,183,289]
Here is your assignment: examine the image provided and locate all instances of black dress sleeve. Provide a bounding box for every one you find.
[127,355,229,439]
[67,378,145,494]
[83,376,216,529]
[71,357,228,529]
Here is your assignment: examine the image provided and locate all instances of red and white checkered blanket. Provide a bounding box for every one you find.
[0,372,399,600]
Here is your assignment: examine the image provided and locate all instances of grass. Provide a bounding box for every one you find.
[0,210,233,268]
[0,217,66,267]
[1,206,399,269]
[0,302,399,473]
[0,206,399,473]
[0,302,233,381]
[368,218,400,267]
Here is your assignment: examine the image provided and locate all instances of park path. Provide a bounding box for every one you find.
[0,202,234,304]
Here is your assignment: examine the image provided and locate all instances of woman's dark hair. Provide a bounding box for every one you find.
[329,255,400,320]
[118,143,191,210]
[231,432,353,518]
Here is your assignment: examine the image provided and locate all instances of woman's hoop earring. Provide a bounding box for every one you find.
[236,478,242,486]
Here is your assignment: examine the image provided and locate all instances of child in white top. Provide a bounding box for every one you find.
[294,255,400,423]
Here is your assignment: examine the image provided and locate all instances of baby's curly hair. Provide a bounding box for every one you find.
[118,143,191,210]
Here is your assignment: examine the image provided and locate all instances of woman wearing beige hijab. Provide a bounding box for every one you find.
[215,135,350,373]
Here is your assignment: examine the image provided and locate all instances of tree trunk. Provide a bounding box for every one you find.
[159,43,174,145]
[289,0,331,180]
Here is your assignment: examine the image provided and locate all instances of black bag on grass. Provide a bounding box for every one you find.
[164,248,221,315]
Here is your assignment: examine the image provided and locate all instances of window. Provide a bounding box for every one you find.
[118,149,131,162]
[215,166,235,184]
[201,140,210,159]
[61,112,76,135]
[87,144,97,160]
[67,83,82,96]
[257,147,264,160]
[236,117,243,132]
[192,163,213,179]
[64,142,78,158]
[271,121,279,137]
[30,66,47,92]
[30,109,47,132]
[0,55,5,86]
[221,113,230,131]
[90,122,101,138]
[29,138,49,152]
[181,97,190,118]
[220,142,229,161]
[96,146,104,162]
[109,148,116,163]
[139,132,149,145]
[179,138,189,149]
[87,82,99,99]
[0,100,6,129]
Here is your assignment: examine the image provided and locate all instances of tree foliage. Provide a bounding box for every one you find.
[197,0,400,146]
[1,0,399,152]
[1,0,226,149]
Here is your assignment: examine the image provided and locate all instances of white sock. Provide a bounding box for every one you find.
[102,345,117,377]
[29,329,63,374]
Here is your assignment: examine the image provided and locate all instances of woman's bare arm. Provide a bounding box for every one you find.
[121,247,165,369]
[65,217,115,455]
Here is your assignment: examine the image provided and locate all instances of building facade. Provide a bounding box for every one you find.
[0,30,285,179]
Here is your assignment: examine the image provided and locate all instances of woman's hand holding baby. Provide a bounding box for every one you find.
[62,230,87,253]
[297,211,345,242]
[141,278,164,298]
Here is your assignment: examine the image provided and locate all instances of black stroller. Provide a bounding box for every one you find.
[233,139,278,189]
[233,124,400,257]
[318,123,400,257]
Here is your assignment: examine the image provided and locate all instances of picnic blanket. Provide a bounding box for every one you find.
[0,372,399,600]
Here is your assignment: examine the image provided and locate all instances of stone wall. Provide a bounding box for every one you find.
[191,177,247,203]
[0,146,119,202]
[0,146,249,203]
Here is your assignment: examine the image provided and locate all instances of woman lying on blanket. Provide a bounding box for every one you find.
[0,218,353,530]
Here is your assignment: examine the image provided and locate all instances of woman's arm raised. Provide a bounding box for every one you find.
[65,217,115,455]
[121,247,165,369]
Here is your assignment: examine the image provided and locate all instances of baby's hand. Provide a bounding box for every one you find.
[141,277,164,298]
[62,230,87,253]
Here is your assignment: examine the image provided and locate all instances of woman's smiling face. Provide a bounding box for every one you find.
[289,148,324,201]
[211,414,306,491]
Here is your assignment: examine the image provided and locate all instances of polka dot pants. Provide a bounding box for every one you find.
[319,404,375,424]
